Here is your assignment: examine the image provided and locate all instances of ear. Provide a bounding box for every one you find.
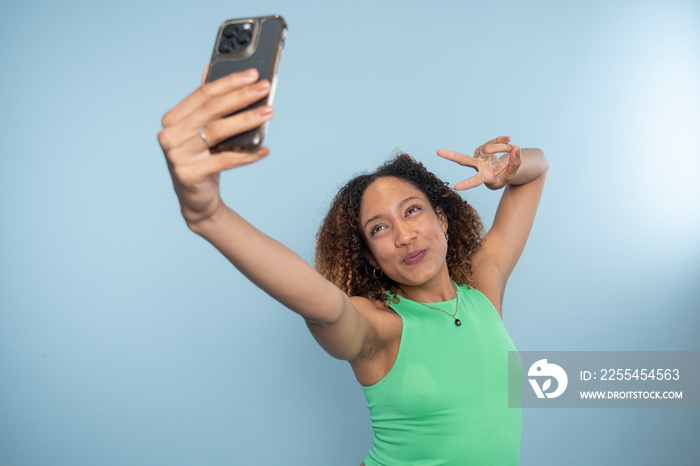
[436,206,449,235]
[366,253,379,270]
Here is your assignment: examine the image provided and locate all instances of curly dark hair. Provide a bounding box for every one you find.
[315,153,484,303]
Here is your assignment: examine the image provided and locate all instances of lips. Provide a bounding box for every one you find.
[403,249,426,265]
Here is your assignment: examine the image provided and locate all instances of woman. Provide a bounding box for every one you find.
[158,68,548,465]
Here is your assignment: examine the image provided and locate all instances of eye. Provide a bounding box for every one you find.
[406,205,422,216]
[370,224,386,236]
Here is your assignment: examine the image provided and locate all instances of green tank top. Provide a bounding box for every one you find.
[361,284,523,465]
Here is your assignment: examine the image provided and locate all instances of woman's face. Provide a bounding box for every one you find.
[359,176,449,288]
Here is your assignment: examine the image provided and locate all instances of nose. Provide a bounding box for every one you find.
[394,220,416,247]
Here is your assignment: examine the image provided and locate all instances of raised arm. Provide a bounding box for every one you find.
[158,69,371,360]
[437,137,549,314]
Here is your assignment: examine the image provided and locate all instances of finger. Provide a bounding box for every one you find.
[168,105,275,162]
[486,136,511,145]
[454,173,485,191]
[173,147,270,186]
[202,104,274,147]
[503,146,522,177]
[490,146,521,184]
[162,68,259,129]
[202,146,270,174]
[474,143,513,157]
[202,146,270,178]
[160,80,271,151]
[189,79,271,129]
[437,149,478,168]
[201,64,209,87]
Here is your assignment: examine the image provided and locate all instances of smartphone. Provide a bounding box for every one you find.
[205,15,287,153]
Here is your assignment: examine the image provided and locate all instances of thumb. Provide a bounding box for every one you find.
[503,146,521,179]
[455,172,485,191]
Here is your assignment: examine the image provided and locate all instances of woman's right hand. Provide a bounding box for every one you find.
[157,68,274,227]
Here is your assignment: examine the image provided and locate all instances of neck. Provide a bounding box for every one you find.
[397,270,455,303]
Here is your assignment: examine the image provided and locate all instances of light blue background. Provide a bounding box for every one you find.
[1,0,699,465]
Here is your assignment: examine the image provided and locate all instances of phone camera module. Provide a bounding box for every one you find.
[218,21,255,55]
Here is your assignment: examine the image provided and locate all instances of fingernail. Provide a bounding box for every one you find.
[258,105,274,117]
[254,80,271,92]
[241,69,258,81]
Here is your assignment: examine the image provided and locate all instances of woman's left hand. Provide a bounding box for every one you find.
[437,136,521,190]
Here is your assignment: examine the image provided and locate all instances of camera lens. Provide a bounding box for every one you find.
[237,29,252,44]
[223,24,237,38]
[218,39,235,53]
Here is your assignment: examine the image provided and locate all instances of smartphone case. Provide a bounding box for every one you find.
[206,15,287,153]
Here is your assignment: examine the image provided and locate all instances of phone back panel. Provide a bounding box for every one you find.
[206,15,286,152]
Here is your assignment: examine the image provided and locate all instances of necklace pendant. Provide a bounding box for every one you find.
[455,319,461,327]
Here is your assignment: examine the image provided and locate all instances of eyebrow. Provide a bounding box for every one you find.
[363,196,421,232]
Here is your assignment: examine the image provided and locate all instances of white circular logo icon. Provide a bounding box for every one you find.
[528,359,568,399]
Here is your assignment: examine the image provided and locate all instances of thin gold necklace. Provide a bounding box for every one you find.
[402,283,461,327]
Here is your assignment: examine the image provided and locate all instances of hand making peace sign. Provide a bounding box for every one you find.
[437,136,522,191]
